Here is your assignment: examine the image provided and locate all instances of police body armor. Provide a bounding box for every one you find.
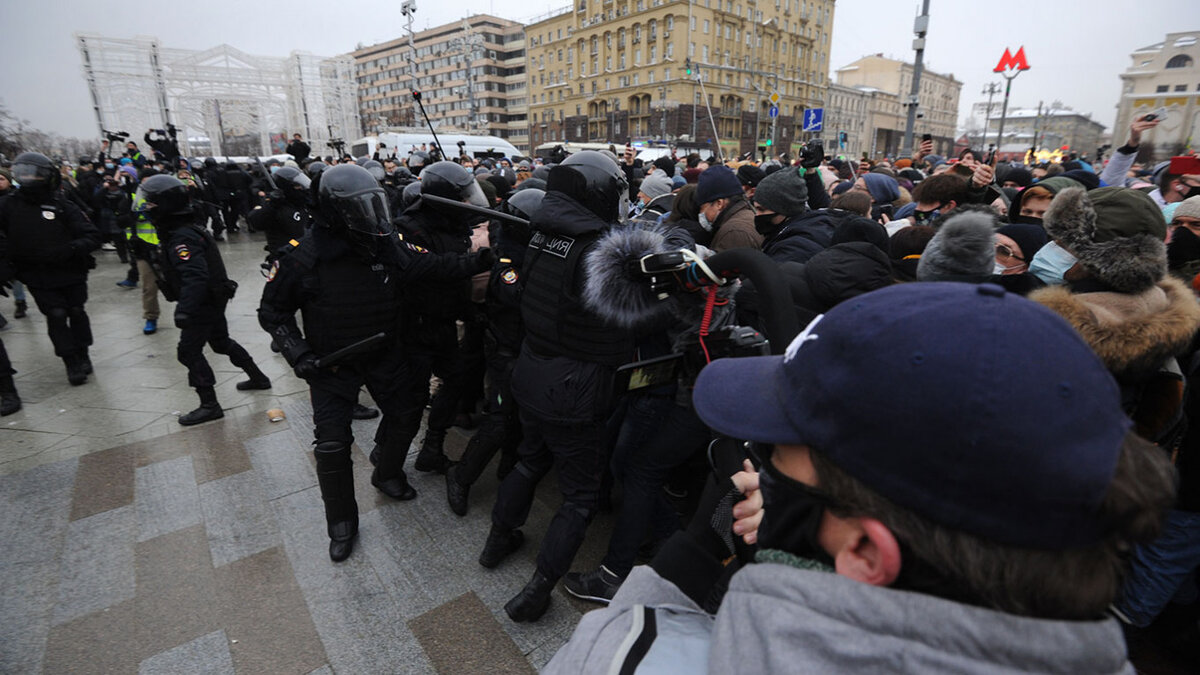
[157,225,236,304]
[520,228,632,367]
[289,238,403,358]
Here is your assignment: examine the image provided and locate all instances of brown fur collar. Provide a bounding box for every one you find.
[1030,276,1200,381]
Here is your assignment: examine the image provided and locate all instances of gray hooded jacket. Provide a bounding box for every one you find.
[545,563,1132,674]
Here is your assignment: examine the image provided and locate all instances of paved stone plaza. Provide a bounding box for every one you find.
[0,231,609,674]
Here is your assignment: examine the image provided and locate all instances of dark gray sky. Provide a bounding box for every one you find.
[2,0,1194,139]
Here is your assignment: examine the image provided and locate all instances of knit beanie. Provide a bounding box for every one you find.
[996,223,1047,262]
[0,167,11,183]
[753,166,809,217]
[1043,187,1166,293]
[682,167,703,184]
[1004,166,1033,187]
[653,156,676,175]
[1173,195,1200,222]
[737,164,766,188]
[639,172,673,201]
[916,210,998,283]
[695,166,744,204]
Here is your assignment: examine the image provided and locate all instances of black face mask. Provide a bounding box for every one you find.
[754,212,781,236]
[1168,225,1200,270]
[912,208,940,226]
[757,457,836,566]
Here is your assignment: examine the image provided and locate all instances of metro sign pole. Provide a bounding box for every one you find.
[990,46,1031,164]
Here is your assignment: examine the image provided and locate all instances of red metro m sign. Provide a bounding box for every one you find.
[993,47,1031,75]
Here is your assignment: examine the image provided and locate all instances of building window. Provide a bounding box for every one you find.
[703,20,710,34]
[690,16,696,30]
[1166,54,1194,69]
[667,16,674,30]
[1176,84,1188,91]
[1156,84,1169,92]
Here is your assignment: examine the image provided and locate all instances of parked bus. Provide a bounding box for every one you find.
[351,133,521,162]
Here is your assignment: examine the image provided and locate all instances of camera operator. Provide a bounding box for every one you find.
[144,126,180,163]
[546,282,1176,674]
[286,134,311,163]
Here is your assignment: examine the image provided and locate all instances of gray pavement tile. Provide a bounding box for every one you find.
[0,561,59,674]
[272,490,434,674]
[42,597,141,675]
[138,630,235,675]
[213,547,327,674]
[134,525,221,662]
[69,443,137,521]
[135,456,201,542]
[0,457,77,564]
[198,470,282,567]
[52,505,137,626]
[35,406,166,439]
[306,666,334,675]
[408,591,535,675]
[358,506,467,620]
[0,429,75,468]
[247,430,317,501]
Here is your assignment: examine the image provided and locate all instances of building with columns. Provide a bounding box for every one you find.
[1112,31,1200,161]
[523,0,833,158]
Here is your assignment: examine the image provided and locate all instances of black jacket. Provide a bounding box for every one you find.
[258,226,488,366]
[159,224,233,318]
[286,140,311,162]
[247,199,312,258]
[0,190,100,287]
[760,210,835,264]
[394,200,476,326]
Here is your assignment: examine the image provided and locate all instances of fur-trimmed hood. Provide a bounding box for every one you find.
[1031,276,1200,381]
[1043,187,1167,294]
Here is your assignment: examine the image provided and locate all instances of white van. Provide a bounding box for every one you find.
[351,133,521,161]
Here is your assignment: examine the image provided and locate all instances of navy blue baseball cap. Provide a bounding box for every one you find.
[693,282,1132,550]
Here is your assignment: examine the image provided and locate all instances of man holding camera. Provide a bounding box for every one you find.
[547,281,1177,674]
[286,134,311,163]
[144,126,180,163]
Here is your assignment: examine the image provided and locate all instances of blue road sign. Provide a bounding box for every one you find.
[803,108,824,132]
[768,105,779,118]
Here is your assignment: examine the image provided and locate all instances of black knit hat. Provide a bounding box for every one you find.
[753,166,809,217]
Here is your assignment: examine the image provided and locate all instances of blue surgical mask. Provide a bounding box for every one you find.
[698,211,713,232]
[1028,241,1077,285]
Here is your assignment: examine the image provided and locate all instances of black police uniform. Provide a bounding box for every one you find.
[257,163,490,562]
[247,191,312,262]
[0,231,22,415]
[446,190,545,516]
[484,154,635,622]
[157,218,270,424]
[0,175,101,384]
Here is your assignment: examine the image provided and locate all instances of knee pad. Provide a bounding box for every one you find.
[563,501,595,525]
[314,441,351,469]
[67,306,87,321]
[46,307,68,321]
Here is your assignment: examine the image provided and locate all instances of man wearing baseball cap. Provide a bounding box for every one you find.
[547,282,1176,674]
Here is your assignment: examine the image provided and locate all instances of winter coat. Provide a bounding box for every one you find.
[760,210,835,264]
[709,199,761,252]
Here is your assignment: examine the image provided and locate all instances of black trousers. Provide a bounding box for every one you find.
[491,408,607,581]
[454,337,521,485]
[310,347,420,479]
[28,282,92,358]
[176,300,254,390]
[372,321,461,453]
[0,337,13,377]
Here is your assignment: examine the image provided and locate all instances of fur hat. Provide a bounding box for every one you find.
[1043,187,1166,293]
[916,210,998,283]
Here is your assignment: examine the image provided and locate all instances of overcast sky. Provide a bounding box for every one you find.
[2,0,1194,140]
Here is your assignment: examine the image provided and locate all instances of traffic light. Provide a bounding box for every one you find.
[685,58,692,76]
[765,139,773,146]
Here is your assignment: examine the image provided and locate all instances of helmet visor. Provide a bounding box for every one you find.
[463,179,490,208]
[331,188,393,236]
[13,162,54,189]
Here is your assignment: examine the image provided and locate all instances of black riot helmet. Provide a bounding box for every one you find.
[316,164,392,236]
[400,181,423,211]
[360,159,386,183]
[137,174,193,228]
[12,152,60,202]
[407,151,430,175]
[388,166,415,187]
[546,151,629,223]
[273,166,312,208]
[419,160,489,208]
[498,188,544,248]
[304,160,328,179]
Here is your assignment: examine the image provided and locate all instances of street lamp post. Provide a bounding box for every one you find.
[401,0,419,126]
[981,81,1000,150]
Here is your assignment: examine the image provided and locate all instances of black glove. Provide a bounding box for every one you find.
[174,312,192,329]
[475,247,494,271]
[292,353,320,380]
[267,189,285,203]
[800,142,823,169]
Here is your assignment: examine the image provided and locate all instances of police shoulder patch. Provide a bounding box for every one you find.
[404,242,428,254]
[501,268,518,285]
[265,260,279,282]
[175,244,191,261]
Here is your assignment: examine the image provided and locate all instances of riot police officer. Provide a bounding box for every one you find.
[481,151,635,622]
[445,188,545,516]
[257,164,491,562]
[389,161,491,474]
[139,175,271,425]
[0,152,101,385]
[247,166,313,264]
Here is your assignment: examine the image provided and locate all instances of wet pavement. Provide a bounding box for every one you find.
[0,229,609,674]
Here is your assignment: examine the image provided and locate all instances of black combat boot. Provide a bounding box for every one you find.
[235,362,271,390]
[504,570,556,622]
[64,353,87,386]
[371,439,417,500]
[414,429,450,473]
[80,349,93,375]
[0,374,21,416]
[478,524,524,569]
[179,387,224,426]
[445,464,470,516]
[315,441,359,562]
[352,403,379,420]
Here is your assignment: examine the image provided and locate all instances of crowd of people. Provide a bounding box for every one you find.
[0,109,1198,670]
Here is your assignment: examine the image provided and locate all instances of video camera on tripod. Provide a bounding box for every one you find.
[102,129,129,144]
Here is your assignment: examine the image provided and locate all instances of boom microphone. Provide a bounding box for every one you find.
[583,224,678,328]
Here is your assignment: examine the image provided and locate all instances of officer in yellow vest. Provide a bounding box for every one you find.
[128,193,161,334]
